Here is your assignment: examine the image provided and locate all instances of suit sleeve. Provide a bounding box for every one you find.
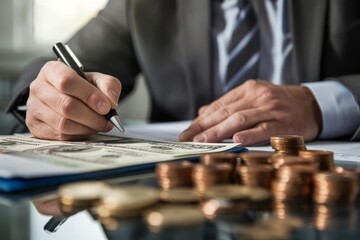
[6,0,140,127]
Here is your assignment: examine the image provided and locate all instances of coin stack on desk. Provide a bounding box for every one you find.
[200,152,240,182]
[272,165,317,201]
[237,165,274,190]
[192,163,233,193]
[271,155,318,169]
[156,161,194,190]
[270,135,307,155]
[239,151,274,165]
[298,150,335,171]
[313,172,358,205]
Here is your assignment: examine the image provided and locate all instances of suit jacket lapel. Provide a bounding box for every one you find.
[177,0,211,114]
[288,0,327,82]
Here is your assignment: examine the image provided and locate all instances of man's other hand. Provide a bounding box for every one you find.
[180,80,322,146]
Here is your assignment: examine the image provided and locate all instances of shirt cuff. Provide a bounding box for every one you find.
[302,80,360,139]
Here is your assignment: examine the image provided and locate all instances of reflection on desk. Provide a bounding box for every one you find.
[29,167,360,240]
[1,154,360,240]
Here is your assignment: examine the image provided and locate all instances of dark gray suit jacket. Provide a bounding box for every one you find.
[6,0,360,140]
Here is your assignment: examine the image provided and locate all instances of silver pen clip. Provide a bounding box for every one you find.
[65,45,84,70]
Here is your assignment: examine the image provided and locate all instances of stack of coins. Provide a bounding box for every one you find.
[58,181,110,214]
[272,165,316,201]
[201,153,240,169]
[298,150,335,171]
[237,165,275,189]
[156,161,194,190]
[337,167,360,182]
[144,205,205,232]
[192,164,233,193]
[270,135,306,155]
[271,155,318,169]
[239,151,273,165]
[201,153,240,182]
[313,172,358,204]
[96,186,160,218]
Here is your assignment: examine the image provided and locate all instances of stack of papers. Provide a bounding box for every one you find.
[0,121,243,192]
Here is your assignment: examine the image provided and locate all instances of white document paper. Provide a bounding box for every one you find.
[107,120,192,142]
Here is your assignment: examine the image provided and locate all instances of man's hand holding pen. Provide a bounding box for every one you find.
[26,60,121,140]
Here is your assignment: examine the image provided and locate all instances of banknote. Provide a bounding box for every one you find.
[0,134,240,174]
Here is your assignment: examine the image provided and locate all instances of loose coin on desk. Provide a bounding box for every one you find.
[201,184,252,200]
[58,181,111,207]
[256,217,304,232]
[144,205,205,231]
[97,186,160,218]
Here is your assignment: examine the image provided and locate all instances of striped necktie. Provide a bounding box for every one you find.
[224,0,260,92]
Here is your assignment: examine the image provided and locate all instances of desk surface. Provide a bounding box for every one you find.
[1,160,360,240]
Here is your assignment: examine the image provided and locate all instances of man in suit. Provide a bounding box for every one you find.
[6,0,360,146]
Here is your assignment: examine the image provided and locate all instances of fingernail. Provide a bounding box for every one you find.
[97,100,109,114]
[194,134,206,142]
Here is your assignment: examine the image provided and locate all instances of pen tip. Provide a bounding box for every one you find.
[109,116,126,134]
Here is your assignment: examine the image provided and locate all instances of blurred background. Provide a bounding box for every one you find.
[0,0,149,135]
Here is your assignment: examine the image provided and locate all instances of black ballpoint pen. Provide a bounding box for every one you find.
[52,42,126,134]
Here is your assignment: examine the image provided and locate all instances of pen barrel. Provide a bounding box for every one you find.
[53,42,88,81]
